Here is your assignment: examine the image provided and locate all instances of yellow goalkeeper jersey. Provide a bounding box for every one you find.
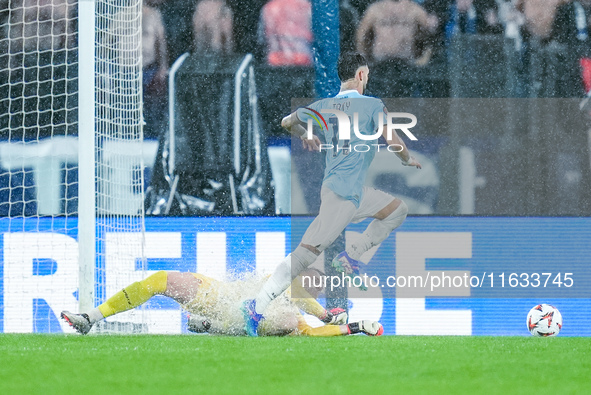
[182,273,222,316]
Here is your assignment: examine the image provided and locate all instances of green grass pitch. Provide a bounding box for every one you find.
[1,335,589,394]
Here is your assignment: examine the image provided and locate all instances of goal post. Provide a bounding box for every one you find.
[86,0,147,326]
[0,0,146,333]
[78,0,97,314]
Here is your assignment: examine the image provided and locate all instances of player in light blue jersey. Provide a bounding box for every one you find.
[243,52,422,336]
[296,89,387,208]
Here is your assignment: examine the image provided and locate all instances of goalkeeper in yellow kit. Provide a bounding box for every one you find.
[61,269,383,337]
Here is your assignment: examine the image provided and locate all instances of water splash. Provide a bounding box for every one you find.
[183,271,300,336]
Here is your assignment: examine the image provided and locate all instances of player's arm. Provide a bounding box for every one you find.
[188,314,247,336]
[356,5,377,58]
[417,7,439,34]
[383,126,421,169]
[290,272,349,324]
[380,107,422,168]
[295,313,383,337]
[281,111,321,151]
[293,313,346,336]
[221,5,234,53]
[281,111,306,136]
[155,10,169,81]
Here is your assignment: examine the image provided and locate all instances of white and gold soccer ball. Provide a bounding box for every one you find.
[527,304,562,337]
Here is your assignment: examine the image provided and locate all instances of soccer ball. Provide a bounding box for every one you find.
[526,304,562,337]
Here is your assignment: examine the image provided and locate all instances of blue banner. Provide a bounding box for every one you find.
[0,217,590,335]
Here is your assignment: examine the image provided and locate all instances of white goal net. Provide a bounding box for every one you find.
[0,0,147,333]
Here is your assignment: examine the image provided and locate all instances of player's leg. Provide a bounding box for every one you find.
[332,188,408,275]
[254,189,356,314]
[61,270,169,334]
[244,188,357,336]
[348,197,408,260]
[161,272,202,304]
[61,271,200,334]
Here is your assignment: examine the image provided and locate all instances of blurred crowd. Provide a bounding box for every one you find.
[143,0,590,67]
[142,0,591,136]
[2,0,591,139]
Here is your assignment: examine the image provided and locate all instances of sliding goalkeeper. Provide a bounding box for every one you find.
[61,269,383,337]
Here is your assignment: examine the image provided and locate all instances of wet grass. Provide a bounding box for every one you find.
[1,334,588,394]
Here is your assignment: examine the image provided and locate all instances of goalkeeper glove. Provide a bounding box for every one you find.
[187,314,211,333]
[321,308,348,325]
[347,320,384,336]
